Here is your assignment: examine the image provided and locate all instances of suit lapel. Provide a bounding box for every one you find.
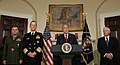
[62,33,72,43]
[35,32,37,36]
[68,33,72,44]
[108,37,112,48]
[68,33,71,42]
[62,34,66,43]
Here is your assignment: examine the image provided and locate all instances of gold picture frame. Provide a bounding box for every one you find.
[49,4,83,32]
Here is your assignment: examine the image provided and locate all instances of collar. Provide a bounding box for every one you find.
[31,31,36,35]
[64,33,69,38]
[105,35,110,41]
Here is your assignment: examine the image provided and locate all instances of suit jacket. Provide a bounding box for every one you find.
[22,32,44,62]
[55,33,81,65]
[97,36,118,65]
[56,33,78,45]
[2,35,22,64]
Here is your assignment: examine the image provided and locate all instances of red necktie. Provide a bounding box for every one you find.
[65,34,68,43]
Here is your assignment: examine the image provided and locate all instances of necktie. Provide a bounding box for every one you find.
[32,33,34,35]
[65,34,68,43]
[106,37,109,47]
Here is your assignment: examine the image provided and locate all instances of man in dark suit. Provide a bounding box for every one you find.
[57,24,78,45]
[22,21,44,65]
[55,24,81,65]
[97,27,118,65]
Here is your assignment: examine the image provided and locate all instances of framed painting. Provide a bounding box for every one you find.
[49,4,83,32]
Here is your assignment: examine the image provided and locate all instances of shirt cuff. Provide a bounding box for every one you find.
[104,53,107,57]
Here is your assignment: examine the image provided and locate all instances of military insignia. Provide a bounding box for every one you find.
[37,41,39,43]
[29,47,31,49]
[36,35,40,39]
[17,44,19,47]
[29,44,31,45]
[16,38,21,41]
[36,47,42,53]
[26,38,30,40]
[11,48,14,51]
[23,48,28,54]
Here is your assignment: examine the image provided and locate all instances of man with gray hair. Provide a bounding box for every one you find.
[97,27,118,65]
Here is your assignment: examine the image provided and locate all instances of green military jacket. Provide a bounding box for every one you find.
[2,35,23,64]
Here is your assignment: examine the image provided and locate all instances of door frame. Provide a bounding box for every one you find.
[100,11,120,37]
[0,10,33,36]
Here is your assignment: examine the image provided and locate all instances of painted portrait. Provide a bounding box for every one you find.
[49,4,83,31]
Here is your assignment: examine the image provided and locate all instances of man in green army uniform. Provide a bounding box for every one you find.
[22,21,44,65]
[2,26,23,65]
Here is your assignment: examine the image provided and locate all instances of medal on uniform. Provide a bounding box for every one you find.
[26,38,30,40]
[17,44,19,47]
[37,41,39,43]
[29,44,31,45]
[36,35,40,39]
[11,48,14,51]
[16,38,21,41]
[29,47,31,49]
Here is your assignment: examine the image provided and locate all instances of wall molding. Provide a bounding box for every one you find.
[100,11,120,36]
[22,0,37,21]
[0,10,32,32]
[95,0,108,39]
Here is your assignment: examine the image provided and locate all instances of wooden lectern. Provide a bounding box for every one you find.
[51,44,83,65]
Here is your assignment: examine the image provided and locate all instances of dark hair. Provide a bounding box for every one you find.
[30,20,37,26]
[10,26,19,30]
